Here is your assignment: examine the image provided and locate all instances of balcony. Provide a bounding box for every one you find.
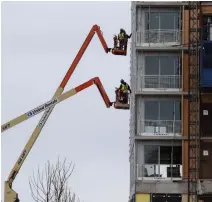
[136,29,181,47]
[138,75,182,92]
[138,120,181,137]
[137,164,182,180]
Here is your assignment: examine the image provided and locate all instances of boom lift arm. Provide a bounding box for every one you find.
[2,77,112,133]
[4,77,113,201]
[4,24,129,202]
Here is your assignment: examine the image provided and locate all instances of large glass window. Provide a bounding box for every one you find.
[144,11,180,43]
[144,55,181,89]
[203,43,212,69]
[144,101,158,120]
[145,11,179,31]
[144,100,181,121]
[143,145,182,178]
[145,56,159,75]
[144,100,181,134]
[144,145,182,164]
[145,56,180,76]
[144,145,159,164]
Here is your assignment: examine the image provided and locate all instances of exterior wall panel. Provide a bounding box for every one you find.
[182,97,188,137]
[183,54,189,92]
[182,140,200,179]
[200,140,212,179]
[200,95,212,137]
[183,140,212,179]
[183,10,189,47]
[202,6,212,14]
[136,193,150,202]
[182,195,204,202]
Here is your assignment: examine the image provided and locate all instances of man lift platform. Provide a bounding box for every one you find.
[108,28,132,56]
[114,88,130,110]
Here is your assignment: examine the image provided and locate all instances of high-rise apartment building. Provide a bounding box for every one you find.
[129,2,212,202]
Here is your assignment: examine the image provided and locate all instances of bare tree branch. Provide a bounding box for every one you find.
[29,156,77,202]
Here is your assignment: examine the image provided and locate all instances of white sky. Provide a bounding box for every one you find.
[1,1,131,202]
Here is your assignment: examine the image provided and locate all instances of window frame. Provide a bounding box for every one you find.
[144,55,181,76]
[145,10,180,31]
[144,100,182,121]
[144,145,182,165]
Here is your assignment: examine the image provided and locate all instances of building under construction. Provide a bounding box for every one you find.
[129,1,212,202]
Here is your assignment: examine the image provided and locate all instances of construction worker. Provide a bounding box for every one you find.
[118,29,132,50]
[118,79,131,103]
[113,35,118,49]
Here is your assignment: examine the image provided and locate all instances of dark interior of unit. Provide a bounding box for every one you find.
[202,15,212,41]
[199,195,212,202]
[201,103,212,136]
[200,140,212,179]
[202,42,212,69]
[151,194,181,202]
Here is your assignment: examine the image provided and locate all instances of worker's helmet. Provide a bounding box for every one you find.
[121,79,124,84]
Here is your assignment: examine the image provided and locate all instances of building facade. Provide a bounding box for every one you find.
[129,2,212,202]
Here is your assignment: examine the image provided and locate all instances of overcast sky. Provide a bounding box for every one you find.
[2,1,131,202]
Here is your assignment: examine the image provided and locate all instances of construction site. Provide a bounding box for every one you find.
[1,1,212,202]
[129,1,212,202]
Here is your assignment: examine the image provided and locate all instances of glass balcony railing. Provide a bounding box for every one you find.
[136,29,181,45]
[138,120,181,136]
[140,75,182,90]
[137,164,182,180]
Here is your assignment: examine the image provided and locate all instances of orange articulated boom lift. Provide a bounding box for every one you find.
[2,77,114,133]
[3,24,130,202]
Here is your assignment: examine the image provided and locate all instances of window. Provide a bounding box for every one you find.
[144,145,182,164]
[144,101,158,120]
[145,11,180,31]
[203,43,212,69]
[160,146,172,164]
[144,100,181,121]
[143,145,182,178]
[160,101,175,120]
[160,146,182,165]
[145,56,180,76]
[144,145,159,164]
[145,56,159,75]
[144,55,181,89]
[202,15,212,41]
[144,100,181,134]
[144,11,180,43]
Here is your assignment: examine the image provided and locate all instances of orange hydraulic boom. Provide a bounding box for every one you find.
[2,77,113,133]
[4,24,129,202]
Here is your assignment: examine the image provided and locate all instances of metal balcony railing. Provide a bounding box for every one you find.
[138,120,181,135]
[141,75,182,89]
[136,29,181,45]
[137,164,182,180]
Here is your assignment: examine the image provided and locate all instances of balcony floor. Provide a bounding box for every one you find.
[135,180,212,194]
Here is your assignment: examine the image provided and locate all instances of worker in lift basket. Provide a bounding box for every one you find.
[118,28,132,50]
[118,79,131,104]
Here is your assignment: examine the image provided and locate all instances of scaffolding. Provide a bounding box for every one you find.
[187,1,201,202]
